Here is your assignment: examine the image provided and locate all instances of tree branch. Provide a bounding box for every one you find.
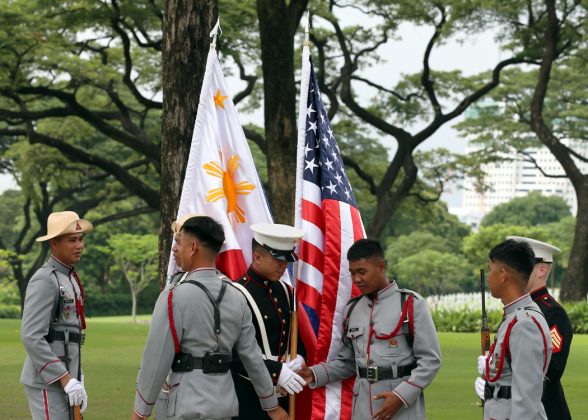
[243,127,267,154]
[92,206,156,226]
[341,155,377,194]
[110,0,163,110]
[232,56,257,106]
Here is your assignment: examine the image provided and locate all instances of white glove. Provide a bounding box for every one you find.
[80,373,88,412]
[285,355,305,372]
[64,378,87,409]
[474,377,485,400]
[477,355,486,376]
[277,364,305,394]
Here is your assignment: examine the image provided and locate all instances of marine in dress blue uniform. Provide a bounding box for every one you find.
[507,236,573,420]
[230,223,307,419]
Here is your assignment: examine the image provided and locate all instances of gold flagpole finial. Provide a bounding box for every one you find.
[303,10,310,46]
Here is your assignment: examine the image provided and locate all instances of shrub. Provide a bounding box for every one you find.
[0,304,20,319]
[564,301,588,334]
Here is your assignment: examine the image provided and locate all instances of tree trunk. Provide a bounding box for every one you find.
[256,0,308,224]
[159,0,218,287]
[561,183,588,301]
[131,289,137,324]
[528,0,588,301]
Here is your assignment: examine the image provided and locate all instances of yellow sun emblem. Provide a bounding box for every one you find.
[203,150,256,223]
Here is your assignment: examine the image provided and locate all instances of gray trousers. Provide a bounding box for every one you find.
[24,385,69,420]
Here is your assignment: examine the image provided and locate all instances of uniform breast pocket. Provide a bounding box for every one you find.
[346,325,366,357]
[378,333,409,358]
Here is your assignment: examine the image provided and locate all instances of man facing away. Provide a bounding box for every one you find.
[475,239,552,420]
[21,211,92,419]
[299,238,442,419]
[131,216,287,420]
[506,236,572,420]
[230,223,307,419]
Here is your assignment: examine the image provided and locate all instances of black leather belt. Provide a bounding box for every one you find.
[484,383,511,399]
[172,354,204,372]
[44,330,83,344]
[358,362,417,383]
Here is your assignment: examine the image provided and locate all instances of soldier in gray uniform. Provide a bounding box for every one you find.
[131,216,287,420]
[20,211,93,419]
[474,239,552,420]
[299,239,442,420]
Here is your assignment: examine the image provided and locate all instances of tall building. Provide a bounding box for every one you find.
[460,139,587,227]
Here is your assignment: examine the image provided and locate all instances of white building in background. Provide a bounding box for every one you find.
[459,139,588,228]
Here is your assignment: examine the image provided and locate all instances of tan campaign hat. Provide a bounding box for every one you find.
[506,236,561,263]
[36,211,93,242]
[171,213,205,233]
[251,223,304,262]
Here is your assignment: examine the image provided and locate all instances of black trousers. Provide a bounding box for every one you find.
[231,370,288,419]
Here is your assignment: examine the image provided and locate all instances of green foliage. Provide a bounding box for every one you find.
[564,301,588,334]
[97,233,158,294]
[432,309,503,333]
[84,292,158,317]
[462,216,575,287]
[385,198,471,241]
[0,304,20,319]
[395,249,474,295]
[481,192,571,227]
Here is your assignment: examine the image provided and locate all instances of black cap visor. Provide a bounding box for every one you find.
[263,244,298,262]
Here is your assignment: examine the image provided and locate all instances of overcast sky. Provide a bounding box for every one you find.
[0,22,504,206]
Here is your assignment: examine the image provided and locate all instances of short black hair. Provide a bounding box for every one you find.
[489,239,535,278]
[251,238,267,254]
[181,216,225,254]
[347,239,384,261]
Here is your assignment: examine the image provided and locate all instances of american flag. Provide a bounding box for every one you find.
[294,45,365,420]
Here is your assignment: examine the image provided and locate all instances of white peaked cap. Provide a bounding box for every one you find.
[506,236,561,263]
[251,223,304,251]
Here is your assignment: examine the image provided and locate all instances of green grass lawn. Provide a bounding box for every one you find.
[1,317,586,419]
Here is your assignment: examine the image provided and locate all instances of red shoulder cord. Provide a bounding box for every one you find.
[374,295,414,340]
[531,316,549,372]
[485,317,518,382]
[167,289,181,354]
[71,270,86,330]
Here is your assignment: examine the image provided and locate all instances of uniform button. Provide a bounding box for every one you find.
[274,298,278,302]
[278,308,282,313]
[282,319,286,324]
[269,290,272,294]
[368,359,374,364]
[264,315,268,319]
[369,320,374,326]
[272,373,277,378]
[367,303,373,308]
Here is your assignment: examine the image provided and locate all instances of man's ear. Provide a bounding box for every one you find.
[538,263,550,277]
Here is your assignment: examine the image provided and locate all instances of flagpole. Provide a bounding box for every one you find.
[288,288,298,420]
[291,11,311,420]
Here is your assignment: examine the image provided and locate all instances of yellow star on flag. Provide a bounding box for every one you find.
[213,88,228,109]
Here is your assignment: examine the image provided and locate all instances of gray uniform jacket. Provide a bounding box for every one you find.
[133,269,278,419]
[21,256,84,391]
[483,294,552,420]
[310,282,441,419]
